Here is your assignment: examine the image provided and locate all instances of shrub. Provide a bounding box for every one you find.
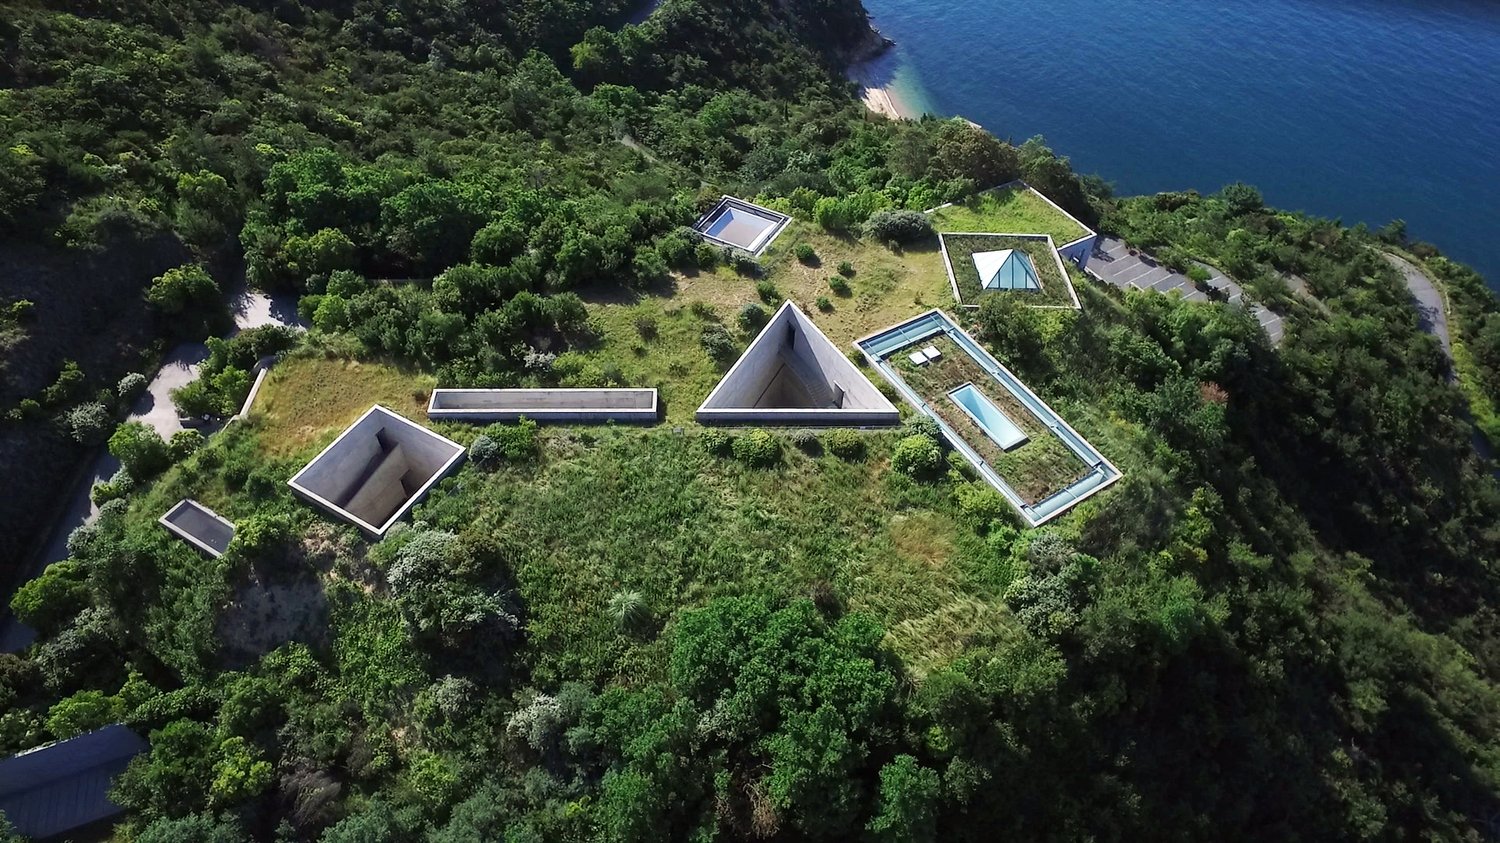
[738,302,769,333]
[823,428,865,459]
[9,398,41,421]
[480,418,538,462]
[945,450,973,478]
[170,379,219,418]
[168,429,204,461]
[816,296,833,312]
[633,315,658,340]
[108,421,169,478]
[632,246,669,285]
[828,276,851,296]
[694,242,721,268]
[469,434,500,466]
[731,429,780,466]
[863,210,934,244]
[702,429,734,456]
[755,280,779,304]
[794,243,818,264]
[955,482,1006,523]
[837,260,856,277]
[64,402,113,445]
[117,372,148,402]
[731,254,760,277]
[700,323,737,361]
[227,512,295,565]
[146,264,219,315]
[892,434,942,477]
[1186,264,1212,285]
[42,360,85,407]
[655,232,695,269]
[901,415,941,443]
[789,429,819,453]
[608,590,651,632]
[91,467,135,505]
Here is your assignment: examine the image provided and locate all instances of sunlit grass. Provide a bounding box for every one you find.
[409,426,1020,684]
[929,184,1089,245]
[252,353,434,457]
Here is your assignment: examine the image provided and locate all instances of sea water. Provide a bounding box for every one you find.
[863,0,1500,286]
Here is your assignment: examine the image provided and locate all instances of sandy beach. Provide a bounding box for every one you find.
[849,53,920,120]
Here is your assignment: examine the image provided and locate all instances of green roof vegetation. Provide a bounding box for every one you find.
[941,233,1078,308]
[929,184,1091,245]
[883,333,1091,503]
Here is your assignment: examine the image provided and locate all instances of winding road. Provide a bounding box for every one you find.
[0,285,303,651]
[1384,251,1454,377]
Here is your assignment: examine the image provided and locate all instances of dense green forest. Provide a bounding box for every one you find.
[4,0,1500,840]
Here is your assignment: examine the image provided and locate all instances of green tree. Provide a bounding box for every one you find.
[146,265,219,315]
[175,170,237,248]
[10,559,89,636]
[45,689,122,739]
[867,755,941,843]
[1219,181,1264,216]
[108,421,169,478]
[0,144,45,226]
[932,120,1019,188]
[208,736,273,807]
[136,813,245,843]
[286,228,356,278]
[114,719,217,818]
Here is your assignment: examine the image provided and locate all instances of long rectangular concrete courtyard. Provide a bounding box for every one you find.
[856,310,1121,526]
[428,388,658,423]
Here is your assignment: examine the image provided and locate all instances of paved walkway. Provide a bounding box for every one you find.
[1,286,302,651]
[1384,252,1453,368]
[1088,236,1285,344]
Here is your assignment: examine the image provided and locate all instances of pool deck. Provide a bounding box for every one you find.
[856,310,1121,526]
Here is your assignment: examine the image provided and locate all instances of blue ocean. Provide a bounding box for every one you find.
[862,0,1500,287]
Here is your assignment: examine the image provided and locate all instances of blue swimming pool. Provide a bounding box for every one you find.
[948,383,1027,450]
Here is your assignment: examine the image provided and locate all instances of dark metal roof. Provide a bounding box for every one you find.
[0,724,147,840]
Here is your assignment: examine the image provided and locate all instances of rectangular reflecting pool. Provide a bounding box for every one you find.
[948,383,1027,450]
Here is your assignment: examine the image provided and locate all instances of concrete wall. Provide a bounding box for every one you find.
[1057,233,1098,270]
[158,499,235,557]
[428,389,658,423]
[697,302,900,426]
[788,314,889,410]
[691,196,791,257]
[288,406,465,538]
[703,317,792,411]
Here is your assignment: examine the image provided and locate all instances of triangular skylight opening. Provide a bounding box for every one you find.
[973,249,1041,291]
[696,301,899,425]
